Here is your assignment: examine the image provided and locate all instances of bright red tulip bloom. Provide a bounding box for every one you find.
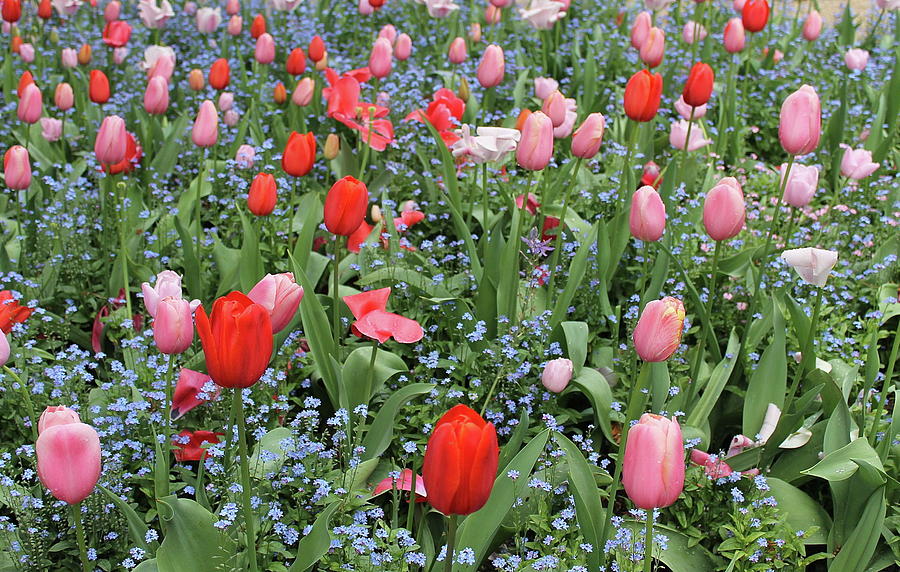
[632,296,685,362]
[282,131,316,177]
[17,71,34,98]
[2,0,21,23]
[343,287,423,343]
[4,146,31,190]
[173,430,223,462]
[89,70,111,104]
[171,369,219,420]
[195,292,273,388]
[622,414,685,509]
[248,173,277,216]
[36,422,102,505]
[0,290,33,332]
[373,469,427,502]
[741,0,769,32]
[623,69,663,122]
[286,47,307,75]
[38,0,52,19]
[324,176,369,236]
[250,14,266,39]
[209,58,230,90]
[308,36,326,62]
[422,404,499,516]
[682,62,714,108]
[102,20,132,47]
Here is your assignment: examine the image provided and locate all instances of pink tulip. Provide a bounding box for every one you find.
[61,48,78,68]
[0,333,8,367]
[477,44,505,88]
[292,77,315,107]
[235,144,256,169]
[802,10,822,41]
[17,83,43,124]
[369,37,393,79]
[470,22,482,43]
[113,47,129,65]
[395,33,412,60]
[781,247,838,287]
[515,192,540,215]
[674,95,707,120]
[622,413,685,509]
[55,83,74,111]
[145,46,176,81]
[534,76,558,100]
[682,21,707,44]
[669,119,713,151]
[780,163,818,207]
[144,76,169,115]
[542,90,568,128]
[844,48,869,71]
[104,1,121,22]
[629,185,666,242]
[639,27,665,68]
[36,422,102,505]
[3,146,31,190]
[448,37,467,64]
[732,0,746,10]
[19,43,34,63]
[224,111,238,127]
[227,15,242,35]
[723,18,745,53]
[840,146,879,180]
[632,297,685,362]
[541,358,573,393]
[779,85,820,156]
[139,0,175,29]
[40,117,62,142]
[196,6,221,33]
[141,270,199,318]
[552,98,578,139]
[631,11,652,49]
[485,4,501,24]
[95,115,128,166]
[379,24,398,45]
[358,0,375,15]
[153,297,194,354]
[225,0,240,16]
[247,272,304,333]
[255,33,276,65]
[571,112,606,159]
[171,368,219,419]
[373,468,427,500]
[516,111,554,170]
[38,405,81,434]
[690,449,735,479]
[192,100,218,148]
[703,177,745,241]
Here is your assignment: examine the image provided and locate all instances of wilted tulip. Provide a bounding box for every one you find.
[780,248,838,287]
[669,119,713,151]
[171,369,219,419]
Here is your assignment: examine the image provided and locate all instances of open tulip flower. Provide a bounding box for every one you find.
[343,287,424,343]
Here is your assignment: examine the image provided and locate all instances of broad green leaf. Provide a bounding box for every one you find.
[830,487,886,570]
[289,501,341,572]
[620,521,718,572]
[569,368,614,443]
[550,321,589,371]
[687,331,739,428]
[743,299,787,435]
[156,496,236,572]
[551,223,598,328]
[358,267,453,298]
[553,432,605,571]
[291,192,324,271]
[802,438,885,482]
[173,217,202,303]
[767,478,831,544]
[238,209,263,292]
[249,427,294,480]
[360,383,435,461]
[342,346,409,410]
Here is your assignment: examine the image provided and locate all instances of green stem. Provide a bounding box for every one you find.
[234,389,259,572]
[72,503,90,572]
[196,148,207,259]
[443,513,458,572]
[874,316,900,457]
[116,180,133,322]
[4,365,37,441]
[644,509,654,572]
[365,340,379,395]
[545,158,582,300]
[481,162,489,253]
[358,107,375,180]
[406,457,419,532]
[618,120,639,214]
[332,236,344,344]
[784,286,823,416]
[687,240,720,396]
[164,354,175,452]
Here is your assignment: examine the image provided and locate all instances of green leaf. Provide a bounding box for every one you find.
[569,367,614,443]
[156,496,236,572]
[358,267,452,298]
[551,223,598,328]
[173,217,202,303]
[497,206,521,322]
[767,478,831,544]
[553,432,605,571]
[802,438,885,482]
[686,331,739,428]
[360,383,435,461]
[289,501,341,572]
[133,560,159,572]
[830,487,886,570]
[743,298,787,435]
[291,192,324,272]
[550,321,589,371]
[249,427,294,480]
[238,209,263,292]
[98,485,152,553]
[456,430,551,571]
[620,521,718,572]
[341,346,409,410]
[148,114,188,175]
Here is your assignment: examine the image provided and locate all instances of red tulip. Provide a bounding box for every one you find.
[343,287,424,343]
[682,62,714,108]
[209,58,230,90]
[422,404,499,516]
[0,290,33,333]
[89,70,111,104]
[195,292,273,388]
[282,131,316,177]
[250,14,266,39]
[38,0,52,19]
[248,173,277,216]
[171,369,219,420]
[324,176,369,236]
[173,430,223,462]
[309,35,326,62]
[623,69,663,122]
[102,20,132,48]
[17,71,34,98]
[741,0,769,33]
[2,0,21,23]
[286,47,307,75]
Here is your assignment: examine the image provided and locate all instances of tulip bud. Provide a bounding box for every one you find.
[94,115,128,166]
[235,145,256,169]
[802,10,822,42]
[286,47,306,75]
[273,82,287,104]
[218,92,234,111]
[477,44,505,88]
[368,37,393,79]
[780,163,818,207]
[781,247,838,287]
[292,77,314,107]
[639,27,665,68]
[629,186,666,242]
[61,48,78,68]
[703,177,745,241]
[188,69,205,91]
[144,76,169,115]
[209,58,230,90]
[247,173,277,216]
[17,83,43,124]
[682,62,714,108]
[38,406,81,434]
[624,69,663,122]
[723,18,745,53]
[742,0,769,32]
[516,111,554,171]
[395,33,412,61]
[255,33,276,65]
[571,112,606,159]
[191,100,218,148]
[89,70,110,104]
[308,35,325,62]
[36,422,102,505]
[3,146,31,190]
[324,134,340,160]
[247,272,304,333]
[632,297,685,362]
[78,43,92,66]
[457,76,470,102]
[541,358,573,393]
[448,37,467,64]
[622,414,685,509]
[631,11,651,49]
[778,85,820,156]
[324,176,369,236]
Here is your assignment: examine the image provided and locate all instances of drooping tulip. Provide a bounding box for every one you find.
[247,173,277,216]
[477,44,505,88]
[516,111,554,171]
[36,422,102,505]
[669,119,713,151]
[624,69,663,122]
[173,430,222,462]
[778,85,820,156]
[632,296,685,362]
[3,146,31,190]
[780,248,838,287]
[422,404,499,515]
[343,287,424,343]
[703,177,745,241]
[324,176,369,236]
[282,131,316,177]
[195,292,273,388]
[247,273,304,333]
[373,469,427,502]
[622,414,685,509]
[629,185,666,242]
[191,100,218,148]
[94,115,128,166]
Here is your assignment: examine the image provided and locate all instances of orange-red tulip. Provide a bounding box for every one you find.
[281,131,316,177]
[324,176,368,236]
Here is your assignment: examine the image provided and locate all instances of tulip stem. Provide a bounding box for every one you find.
[443,513,458,572]
[196,148,207,261]
[234,389,259,572]
[71,503,90,572]
[164,354,175,455]
[643,510,654,572]
[4,365,37,441]
[785,286,822,413]
[481,162,490,251]
[116,180,134,324]
[406,458,419,533]
[546,158,582,303]
[688,240,721,390]
[332,236,344,345]
[618,121,639,214]
[366,340,379,397]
